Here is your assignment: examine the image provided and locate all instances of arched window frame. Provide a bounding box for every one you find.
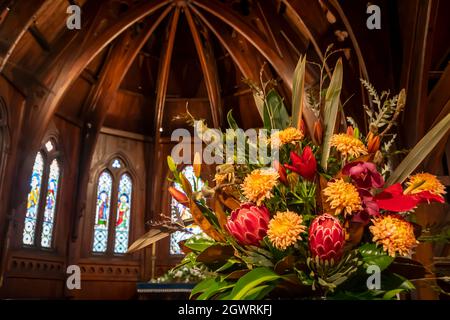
[91,156,134,256]
[22,138,62,250]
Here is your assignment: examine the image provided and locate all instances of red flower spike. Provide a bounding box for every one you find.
[284,146,317,181]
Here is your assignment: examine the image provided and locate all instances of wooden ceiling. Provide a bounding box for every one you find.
[0,0,369,139]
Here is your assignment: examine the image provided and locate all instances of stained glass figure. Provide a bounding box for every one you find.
[41,159,60,248]
[93,171,113,252]
[114,174,132,254]
[170,166,204,255]
[23,153,44,245]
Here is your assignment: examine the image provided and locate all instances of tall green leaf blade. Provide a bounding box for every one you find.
[320,58,343,170]
[190,278,218,298]
[265,89,290,130]
[386,113,450,185]
[227,109,239,130]
[225,267,280,300]
[241,284,276,300]
[292,55,306,129]
[253,91,265,124]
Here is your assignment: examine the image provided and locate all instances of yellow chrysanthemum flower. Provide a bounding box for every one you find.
[404,173,446,196]
[330,134,368,159]
[241,168,279,205]
[269,127,304,148]
[323,179,362,216]
[370,214,418,257]
[267,211,306,250]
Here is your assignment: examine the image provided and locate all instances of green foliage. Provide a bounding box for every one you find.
[227,109,239,130]
[292,55,307,128]
[241,246,274,268]
[184,235,216,252]
[225,267,281,300]
[320,58,343,170]
[307,250,362,293]
[361,79,404,133]
[263,89,291,130]
[359,243,394,271]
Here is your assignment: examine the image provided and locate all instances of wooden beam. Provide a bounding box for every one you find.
[426,62,450,130]
[281,0,330,75]
[191,5,318,137]
[154,7,180,140]
[400,0,438,148]
[191,0,294,89]
[0,0,46,72]
[189,5,260,85]
[185,7,221,128]
[71,7,172,240]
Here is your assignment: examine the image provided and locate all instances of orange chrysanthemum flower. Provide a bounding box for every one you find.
[269,127,304,148]
[241,168,279,205]
[267,211,306,250]
[323,179,362,216]
[404,173,446,197]
[330,134,368,159]
[370,214,418,257]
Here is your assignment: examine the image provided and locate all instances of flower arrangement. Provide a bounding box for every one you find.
[130,53,450,300]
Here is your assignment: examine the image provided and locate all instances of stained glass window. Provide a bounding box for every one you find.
[41,159,60,248]
[23,152,44,245]
[170,166,204,255]
[114,174,132,254]
[112,159,121,169]
[93,171,113,253]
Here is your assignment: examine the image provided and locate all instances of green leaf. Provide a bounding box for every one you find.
[252,91,265,123]
[215,259,239,273]
[190,277,217,298]
[197,279,234,300]
[292,55,306,129]
[382,289,403,300]
[387,112,450,185]
[184,236,216,252]
[241,284,275,300]
[264,89,291,130]
[320,58,343,170]
[225,267,280,300]
[227,109,239,130]
[359,243,394,271]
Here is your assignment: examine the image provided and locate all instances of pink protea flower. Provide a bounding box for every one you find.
[309,214,345,263]
[226,203,270,246]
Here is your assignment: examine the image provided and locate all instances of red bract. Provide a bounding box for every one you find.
[273,160,288,185]
[285,146,317,181]
[342,161,384,189]
[309,214,345,263]
[374,183,445,212]
[226,203,270,246]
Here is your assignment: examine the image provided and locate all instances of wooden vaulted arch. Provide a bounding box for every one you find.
[0,97,9,190]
